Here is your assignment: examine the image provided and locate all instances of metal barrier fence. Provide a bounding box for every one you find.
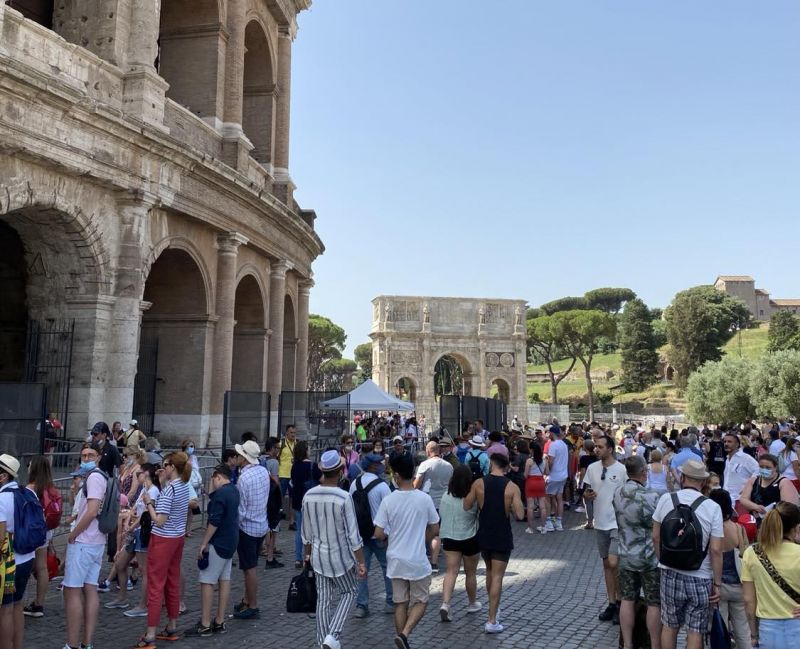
[439,396,460,439]
[439,395,508,437]
[0,382,47,458]
[222,390,271,448]
[277,390,347,447]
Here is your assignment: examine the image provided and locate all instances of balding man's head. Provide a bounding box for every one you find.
[426,441,440,457]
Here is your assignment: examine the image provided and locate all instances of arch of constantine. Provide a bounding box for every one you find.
[0,0,321,445]
[370,296,529,425]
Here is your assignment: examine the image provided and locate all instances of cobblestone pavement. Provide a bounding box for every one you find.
[29,511,633,649]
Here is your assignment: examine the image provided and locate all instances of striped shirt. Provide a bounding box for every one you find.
[237,463,269,537]
[153,479,190,538]
[301,486,363,578]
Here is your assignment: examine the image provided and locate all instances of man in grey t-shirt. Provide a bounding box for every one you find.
[414,442,453,574]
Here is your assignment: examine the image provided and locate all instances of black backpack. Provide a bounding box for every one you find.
[352,475,381,542]
[467,450,484,482]
[659,493,709,571]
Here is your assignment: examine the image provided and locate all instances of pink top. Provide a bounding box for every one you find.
[75,472,107,545]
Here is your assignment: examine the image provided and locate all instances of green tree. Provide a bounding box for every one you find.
[686,356,756,423]
[353,342,373,385]
[552,309,617,420]
[526,307,544,320]
[527,315,577,404]
[767,311,800,352]
[319,358,358,392]
[619,299,659,392]
[540,296,588,315]
[651,317,668,350]
[749,350,800,419]
[665,286,751,387]
[307,314,347,391]
[584,287,637,314]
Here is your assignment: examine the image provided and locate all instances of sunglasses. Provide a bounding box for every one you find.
[163,462,173,468]
[601,466,607,481]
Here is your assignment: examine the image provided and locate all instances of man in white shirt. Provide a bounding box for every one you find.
[652,460,723,649]
[722,433,759,503]
[350,453,393,617]
[541,428,569,533]
[767,430,786,456]
[413,442,453,574]
[374,454,439,649]
[583,435,628,625]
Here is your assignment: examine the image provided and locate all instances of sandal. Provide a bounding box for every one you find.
[134,637,157,649]
[156,627,180,641]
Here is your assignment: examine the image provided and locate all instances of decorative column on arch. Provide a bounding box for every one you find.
[208,232,249,446]
[272,26,295,205]
[294,279,312,391]
[221,0,253,170]
[123,0,169,128]
[267,260,292,433]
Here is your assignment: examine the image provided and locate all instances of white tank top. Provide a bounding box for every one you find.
[647,464,668,492]
[528,461,545,477]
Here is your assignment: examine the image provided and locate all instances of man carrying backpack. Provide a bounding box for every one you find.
[349,453,392,618]
[463,435,489,479]
[0,453,46,649]
[63,443,109,649]
[652,459,724,649]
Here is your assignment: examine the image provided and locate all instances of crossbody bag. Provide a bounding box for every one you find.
[752,543,800,604]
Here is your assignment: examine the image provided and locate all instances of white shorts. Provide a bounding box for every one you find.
[198,544,232,585]
[63,542,105,588]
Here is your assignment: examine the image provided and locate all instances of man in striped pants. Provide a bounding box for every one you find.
[302,450,367,649]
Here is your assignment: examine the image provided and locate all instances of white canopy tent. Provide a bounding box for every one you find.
[321,379,415,412]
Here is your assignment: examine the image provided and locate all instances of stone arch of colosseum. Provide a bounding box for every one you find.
[1,0,321,444]
[370,296,528,425]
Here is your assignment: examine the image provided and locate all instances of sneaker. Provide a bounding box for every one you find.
[484,622,505,634]
[353,606,368,619]
[124,606,148,617]
[439,602,451,622]
[598,603,617,622]
[183,623,212,638]
[430,564,439,575]
[233,599,248,613]
[537,521,555,534]
[564,502,571,510]
[232,607,260,620]
[393,633,410,649]
[264,559,284,569]
[466,600,482,614]
[211,621,226,635]
[127,578,134,591]
[96,580,111,593]
[574,506,586,513]
[384,602,395,614]
[80,644,94,649]
[104,600,130,609]
[23,602,44,618]
[524,527,534,534]
[322,634,341,649]
[554,519,564,532]
[612,604,620,625]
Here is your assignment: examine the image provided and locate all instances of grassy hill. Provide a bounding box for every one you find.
[527,322,770,406]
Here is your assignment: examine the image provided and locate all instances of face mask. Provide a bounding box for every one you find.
[344,445,353,452]
[759,468,774,479]
[374,448,383,455]
[186,446,194,455]
[80,461,96,472]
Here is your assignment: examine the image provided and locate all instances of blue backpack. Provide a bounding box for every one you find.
[8,486,48,555]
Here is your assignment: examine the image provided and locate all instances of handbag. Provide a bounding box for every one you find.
[753,543,800,603]
[708,608,732,649]
[286,563,317,613]
[139,510,153,548]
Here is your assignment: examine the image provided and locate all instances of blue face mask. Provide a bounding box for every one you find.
[186,447,194,455]
[80,461,96,472]
[759,468,774,479]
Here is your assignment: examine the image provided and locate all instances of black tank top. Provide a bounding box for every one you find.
[752,476,783,508]
[477,474,513,552]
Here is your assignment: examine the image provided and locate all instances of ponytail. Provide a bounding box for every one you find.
[166,451,193,484]
[758,501,800,555]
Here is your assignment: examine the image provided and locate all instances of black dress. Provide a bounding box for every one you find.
[477,474,513,554]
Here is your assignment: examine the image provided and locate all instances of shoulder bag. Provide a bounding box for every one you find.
[752,543,800,604]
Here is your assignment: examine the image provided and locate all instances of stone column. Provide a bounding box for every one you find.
[273,27,295,204]
[123,0,168,127]
[294,280,312,391]
[221,0,253,170]
[267,261,291,432]
[208,232,248,446]
[478,340,488,397]
[514,338,528,422]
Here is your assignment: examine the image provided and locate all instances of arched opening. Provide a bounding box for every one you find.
[138,248,211,438]
[282,294,296,390]
[0,221,28,381]
[489,378,510,404]
[5,0,54,28]
[242,21,275,164]
[231,275,267,391]
[158,0,225,122]
[434,354,471,397]
[396,377,416,403]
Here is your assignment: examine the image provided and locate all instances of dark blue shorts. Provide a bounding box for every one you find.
[3,557,34,605]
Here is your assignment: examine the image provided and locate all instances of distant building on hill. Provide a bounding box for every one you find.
[714,276,800,321]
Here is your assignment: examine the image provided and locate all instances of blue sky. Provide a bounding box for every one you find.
[290,1,800,356]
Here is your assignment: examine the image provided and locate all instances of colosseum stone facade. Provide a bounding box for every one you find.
[0,0,322,446]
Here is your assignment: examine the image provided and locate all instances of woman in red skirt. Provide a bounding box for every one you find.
[524,443,548,534]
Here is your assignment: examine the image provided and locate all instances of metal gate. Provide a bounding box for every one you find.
[439,395,460,439]
[222,391,271,449]
[440,395,507,437]
[132,332,158,436]
[24,319,74,437]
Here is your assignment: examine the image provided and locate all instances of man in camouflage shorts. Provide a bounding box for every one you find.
[613,455,662,649]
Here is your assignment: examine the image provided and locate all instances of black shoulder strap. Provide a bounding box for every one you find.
[690,495,707,512]
[363,476,381,495]
[670,492,680,510]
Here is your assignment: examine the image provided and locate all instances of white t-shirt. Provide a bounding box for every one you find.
[780,451,798,480]
[653,489,724,580]
[414,457,454,509]
[547,439,570,481]
[373,489,439,580]
[723,450,760,502]
[0,482,37,564]
[584,461,627,531]
[135,485,161,517]
[769,439,786,456]
[623,436,635,458]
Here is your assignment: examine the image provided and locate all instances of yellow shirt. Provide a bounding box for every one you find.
[741,542,800,619]
[278,440,295,479]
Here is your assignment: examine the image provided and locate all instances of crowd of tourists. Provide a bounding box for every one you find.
[0,415,799,649]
